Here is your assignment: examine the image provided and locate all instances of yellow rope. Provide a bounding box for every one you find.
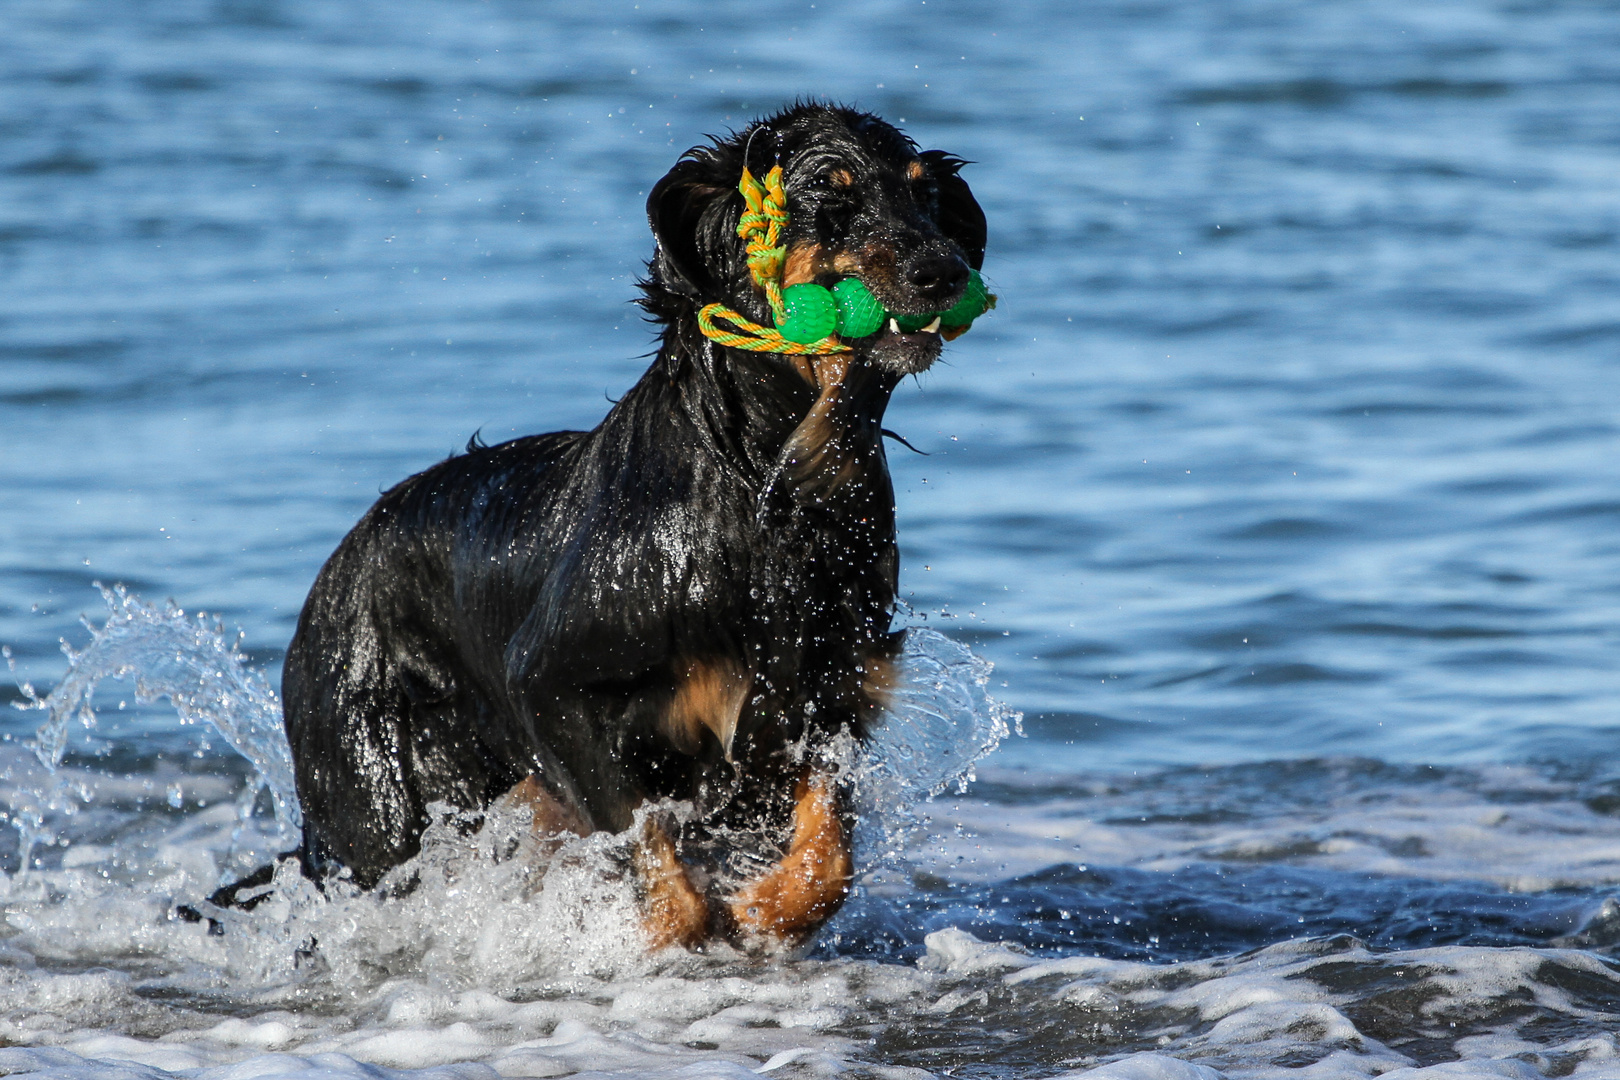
[738,166,788,323]
[697,165,850,355]
[698,303,851,355]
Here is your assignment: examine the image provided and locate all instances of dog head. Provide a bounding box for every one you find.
[645,103,987,377]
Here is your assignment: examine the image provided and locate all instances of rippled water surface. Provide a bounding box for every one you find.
[3,1,1620,1077]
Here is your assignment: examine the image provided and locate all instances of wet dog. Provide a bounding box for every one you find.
[264,103,985,949]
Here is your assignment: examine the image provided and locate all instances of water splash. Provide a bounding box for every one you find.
[871,627,1022,796]
[0,589,1016,993]
[0,603,1024,1080]
[6,584,301,878]
[220,625,1022,991]
[204,800,655,992]
[851,626,1023,872]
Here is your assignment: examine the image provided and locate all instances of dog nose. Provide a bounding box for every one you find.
[905,254,970,299]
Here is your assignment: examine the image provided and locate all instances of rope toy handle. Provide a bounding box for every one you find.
[700,164,852,355]
[698,304,851,356]
[737,166,790,325]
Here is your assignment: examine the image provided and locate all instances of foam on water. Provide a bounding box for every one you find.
[917,929,1620,1080]
[928,761,1620,892]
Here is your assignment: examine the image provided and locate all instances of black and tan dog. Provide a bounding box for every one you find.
[271,103,985,949]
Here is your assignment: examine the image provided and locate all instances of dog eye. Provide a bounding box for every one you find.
[909,174,940,214]
[809,169,855,193]
[906,161,940,195]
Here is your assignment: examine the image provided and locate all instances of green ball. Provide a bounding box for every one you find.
[939,269,990,328]
[894,311,935,333]
[777,283,837,344]
[832,278,885,338]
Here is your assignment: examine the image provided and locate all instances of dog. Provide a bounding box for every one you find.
[260,103,986,950]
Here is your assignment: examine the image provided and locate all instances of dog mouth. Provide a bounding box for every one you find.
[887,315,943,336]
[862,313,945,375]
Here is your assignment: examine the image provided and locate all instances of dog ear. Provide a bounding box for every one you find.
[920,151,987,271]
[646,156,736,298]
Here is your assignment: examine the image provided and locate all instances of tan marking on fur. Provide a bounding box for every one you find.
[784,405,837,481]
[858,651,899,714]
[495,774,593,839]
[664,658,752,758]
[829,168,854,188]
[906,160,926,182]
[786,348,854,394]
[634,818,708,951]
[781,242,826,288]
[780,352,867,493]
[808,352,849,395]
[831,251,862,276]
[727,770,853,942]
[780,352,848,478]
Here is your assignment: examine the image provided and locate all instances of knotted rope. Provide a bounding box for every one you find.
[698,166,852,356]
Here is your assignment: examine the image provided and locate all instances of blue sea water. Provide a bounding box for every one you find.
[3,1,1620,1077]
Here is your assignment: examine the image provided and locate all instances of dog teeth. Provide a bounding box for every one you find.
[922,316,942,333]
[888,317,901,335]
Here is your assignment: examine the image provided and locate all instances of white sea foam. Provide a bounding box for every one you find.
[986,929,1620,1080]
[924,761,1620,891]
[7,916,1620,1080]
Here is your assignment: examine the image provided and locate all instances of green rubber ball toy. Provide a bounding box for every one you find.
[832,278,885,338]
[940,269,990,328]
[778,283,838,344]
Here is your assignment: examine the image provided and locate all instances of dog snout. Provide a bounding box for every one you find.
[903,252,970,307]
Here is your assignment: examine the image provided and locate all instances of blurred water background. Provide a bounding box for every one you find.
[2,2,1620,1078]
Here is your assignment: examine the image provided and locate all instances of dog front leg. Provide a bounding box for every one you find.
[497,773,594,841]
[633,817,709,951]
[727,769,854,943]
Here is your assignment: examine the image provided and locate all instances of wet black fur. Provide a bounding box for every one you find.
[276,103,987,893]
